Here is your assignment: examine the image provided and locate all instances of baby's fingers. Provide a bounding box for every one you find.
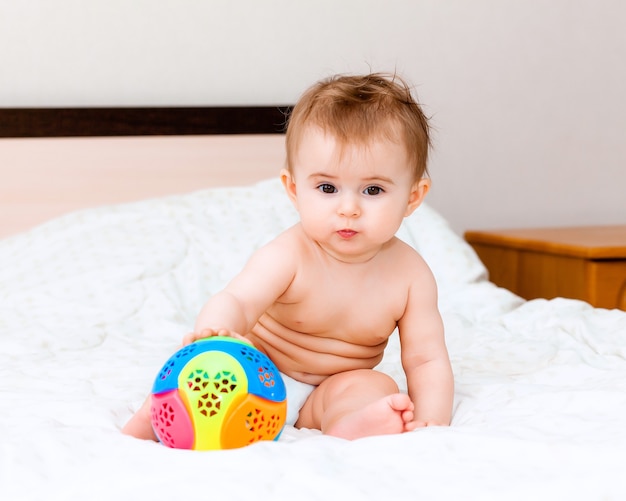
[182,328,219,346]
[407,419,449,432]
[183,328,253,347]
[217,330,254,345]
[406,420,428,432]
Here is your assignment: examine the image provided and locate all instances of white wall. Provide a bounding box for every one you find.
[1,0,625,234]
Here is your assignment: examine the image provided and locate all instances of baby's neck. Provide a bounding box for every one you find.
[312,238,393,265]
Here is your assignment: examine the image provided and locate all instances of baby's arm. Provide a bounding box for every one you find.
[186,232,298,345]
[398,262,454,427]
[122,233,298,441]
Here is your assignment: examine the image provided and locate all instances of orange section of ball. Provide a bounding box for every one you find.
[220,394,287,449]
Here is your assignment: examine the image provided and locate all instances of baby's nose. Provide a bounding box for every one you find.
[338,194,361,217]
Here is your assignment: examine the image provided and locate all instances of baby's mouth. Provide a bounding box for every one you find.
[337,229,358,239]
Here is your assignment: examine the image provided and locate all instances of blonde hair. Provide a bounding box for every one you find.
[285,73,431,180]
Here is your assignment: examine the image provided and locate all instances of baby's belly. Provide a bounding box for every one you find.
[248,315,387,385]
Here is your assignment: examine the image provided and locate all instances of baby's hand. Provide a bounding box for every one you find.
[407,419,449,431]
[182,328,252,346]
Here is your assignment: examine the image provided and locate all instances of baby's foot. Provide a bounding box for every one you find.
[325,393,415,440]
[121,398,157,441]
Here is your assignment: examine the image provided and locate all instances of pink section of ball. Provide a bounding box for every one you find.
[150,390,195,449]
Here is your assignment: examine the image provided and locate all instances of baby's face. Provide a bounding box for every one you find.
[284,127,426,262]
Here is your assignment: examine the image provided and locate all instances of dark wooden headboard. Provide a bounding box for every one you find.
[0,106,292,137]
[0,106,292,238]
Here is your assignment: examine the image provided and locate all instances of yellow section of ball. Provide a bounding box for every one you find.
[178,351,248,450]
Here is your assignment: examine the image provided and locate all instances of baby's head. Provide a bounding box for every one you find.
[285,73,431,182]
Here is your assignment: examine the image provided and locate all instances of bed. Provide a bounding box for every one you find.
[2,107,626,500]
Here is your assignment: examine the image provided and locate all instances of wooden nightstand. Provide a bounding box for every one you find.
[464,225,626,310]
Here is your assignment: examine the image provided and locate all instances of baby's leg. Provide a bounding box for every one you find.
[121,395,158,441]
[296,369,414,440]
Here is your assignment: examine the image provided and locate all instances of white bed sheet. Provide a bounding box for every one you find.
[2,178,626,500]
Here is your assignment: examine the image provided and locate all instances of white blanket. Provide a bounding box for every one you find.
[2,178,625,500]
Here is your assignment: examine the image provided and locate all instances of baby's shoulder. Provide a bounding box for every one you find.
[387,236,425,261]
[384,237,432,274]
[257,224,309,261]
[270,223,309,251]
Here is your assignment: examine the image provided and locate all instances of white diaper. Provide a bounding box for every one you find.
[281,372,316,426]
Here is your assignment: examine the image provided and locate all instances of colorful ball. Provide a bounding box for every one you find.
[150,337,287,450]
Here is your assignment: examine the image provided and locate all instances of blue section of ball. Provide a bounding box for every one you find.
[215,340,286,402]
[152,341,209,394]
[151,337,286,403]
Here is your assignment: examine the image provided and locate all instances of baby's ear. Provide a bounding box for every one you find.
[405,178,430,217]
[281,169,298,205]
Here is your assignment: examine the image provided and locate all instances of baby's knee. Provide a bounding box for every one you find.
[323,368,399,394]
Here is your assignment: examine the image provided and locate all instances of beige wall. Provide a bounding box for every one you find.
[1,0,624,234]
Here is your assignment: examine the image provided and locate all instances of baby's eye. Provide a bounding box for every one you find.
[364,186,384,196]
[317,183,337,194]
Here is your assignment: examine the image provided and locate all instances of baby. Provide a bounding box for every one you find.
[123,73,453,441]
